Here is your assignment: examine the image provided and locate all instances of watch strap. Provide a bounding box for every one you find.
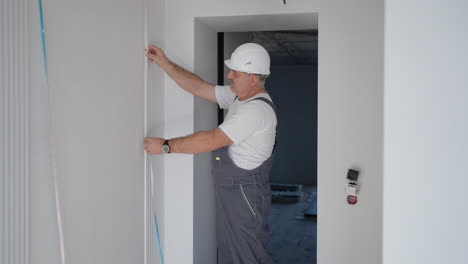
[163,139,171,153]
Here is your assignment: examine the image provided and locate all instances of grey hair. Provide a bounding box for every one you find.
[253,74,269,85]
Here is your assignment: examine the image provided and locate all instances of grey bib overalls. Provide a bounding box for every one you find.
[213,97,276,264]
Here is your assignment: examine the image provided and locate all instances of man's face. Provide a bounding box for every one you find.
[227,70,253,97]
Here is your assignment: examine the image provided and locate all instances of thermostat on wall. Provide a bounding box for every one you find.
[346,169,360,205]
[347,169,359,181]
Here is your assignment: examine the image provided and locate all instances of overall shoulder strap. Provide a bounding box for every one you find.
[248,97,277,116]
[248,97,278,150]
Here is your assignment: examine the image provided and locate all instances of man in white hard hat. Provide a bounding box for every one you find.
[145,43,277,264]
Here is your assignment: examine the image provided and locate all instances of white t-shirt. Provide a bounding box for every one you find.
[215,85,277,170]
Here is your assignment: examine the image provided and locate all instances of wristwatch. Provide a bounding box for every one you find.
[162,139,171,154]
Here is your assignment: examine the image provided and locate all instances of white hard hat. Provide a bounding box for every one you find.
[225,43,271,75]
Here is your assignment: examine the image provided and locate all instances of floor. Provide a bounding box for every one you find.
[267,185,317,264]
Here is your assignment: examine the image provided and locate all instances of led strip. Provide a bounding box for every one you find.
[150,159,165,264]
[39,0,66,263]
[144,0,165,262]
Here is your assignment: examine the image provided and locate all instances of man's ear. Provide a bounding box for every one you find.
[250,74,259,86]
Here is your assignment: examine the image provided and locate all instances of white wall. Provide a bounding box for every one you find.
[317,2,383,263]
[28,0,384,263]
[383,1,468,263]
[30,0,145,263]
[26,0,468,263]
[193,20,218,264]
[160,1,384,264]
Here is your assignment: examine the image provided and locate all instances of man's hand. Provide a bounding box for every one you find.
[146,45,170,68]
[144,137,164,154]
[146,45,217,103]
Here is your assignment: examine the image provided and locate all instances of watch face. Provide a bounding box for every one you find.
[162,145,170,153]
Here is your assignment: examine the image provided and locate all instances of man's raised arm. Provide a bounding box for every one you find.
[146,45,217,103]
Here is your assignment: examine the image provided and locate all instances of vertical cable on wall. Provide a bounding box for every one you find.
[0,0,30,263]
[145,0,166,263]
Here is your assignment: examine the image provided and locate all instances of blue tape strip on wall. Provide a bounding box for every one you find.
[39,0,48,76]
[155,215,165,264]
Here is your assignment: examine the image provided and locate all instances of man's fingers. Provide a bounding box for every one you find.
[147,46,163,58]
[146,52,158,63]
[147,46,158,54]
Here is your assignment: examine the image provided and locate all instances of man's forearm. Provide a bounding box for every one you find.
[169,129,232,154]
[162,60,206,96]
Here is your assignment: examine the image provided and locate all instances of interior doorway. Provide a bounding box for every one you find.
[194,13,319,264]
[219,30,318,264]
